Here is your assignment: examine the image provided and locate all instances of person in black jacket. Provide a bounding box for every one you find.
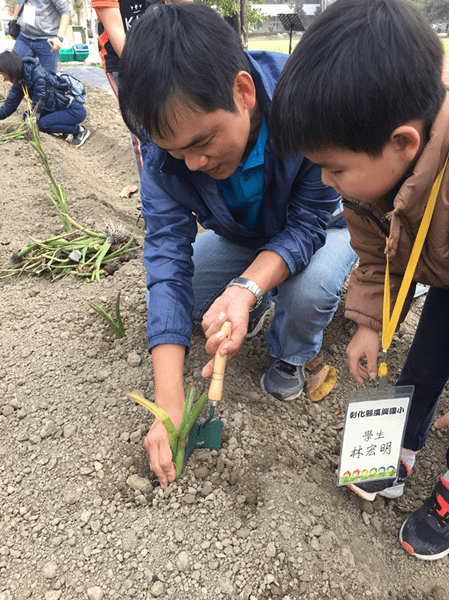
[0,50,89,147]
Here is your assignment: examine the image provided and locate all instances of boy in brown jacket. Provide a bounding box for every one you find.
[270,0,449,561]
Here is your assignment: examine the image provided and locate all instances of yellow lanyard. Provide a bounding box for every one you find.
[378,154,449,379]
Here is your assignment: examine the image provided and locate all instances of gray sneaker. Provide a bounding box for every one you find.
[348,461,410,501]
[71,126,90,147]
[260,359,305,401]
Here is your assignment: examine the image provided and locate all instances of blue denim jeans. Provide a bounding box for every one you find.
[37,100,86,135]
[397,287,449,451]
[191,227,358,366]
[14,34,59,72]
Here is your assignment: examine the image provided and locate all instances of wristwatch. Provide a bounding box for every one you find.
[57,35,64,42]
[227,277,264,309]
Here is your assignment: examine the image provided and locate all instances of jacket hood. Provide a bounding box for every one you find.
[246,50,289,117]
[387,93,449,258]
[21,56,40,68]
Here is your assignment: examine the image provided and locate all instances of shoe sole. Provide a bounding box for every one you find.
[348,481,405,502]
[399,521,449,561]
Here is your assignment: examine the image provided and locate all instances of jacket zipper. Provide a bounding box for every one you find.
[342,199,390,238]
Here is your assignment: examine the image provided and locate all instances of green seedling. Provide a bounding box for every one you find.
[87,291,125,339]
[126,385,208,480]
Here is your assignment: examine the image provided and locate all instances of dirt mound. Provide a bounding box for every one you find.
[0,83,448,600]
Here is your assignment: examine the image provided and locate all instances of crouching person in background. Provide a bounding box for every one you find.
[0,50,90,147]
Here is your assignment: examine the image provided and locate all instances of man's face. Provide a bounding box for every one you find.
[303,144,412,204]
[151,84,253,180]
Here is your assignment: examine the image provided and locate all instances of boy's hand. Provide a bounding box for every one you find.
[346,325,380,384]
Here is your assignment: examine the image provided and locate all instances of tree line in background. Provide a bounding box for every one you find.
[291,0,449,29]
[410,0,449,23]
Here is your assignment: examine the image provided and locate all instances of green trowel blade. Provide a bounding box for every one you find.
[185,418,224,462]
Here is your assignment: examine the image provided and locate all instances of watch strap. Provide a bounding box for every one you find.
[57,35,64,42]
[226,277,263,309]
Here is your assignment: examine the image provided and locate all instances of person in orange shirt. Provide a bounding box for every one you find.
[91,0,189,178]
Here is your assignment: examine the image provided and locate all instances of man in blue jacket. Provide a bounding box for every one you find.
[118,3,357,488]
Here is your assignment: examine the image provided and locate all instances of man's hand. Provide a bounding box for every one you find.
[145,343,186,488]
[142,401,183,489]
[201,286,255,377]
[346,325,380,384]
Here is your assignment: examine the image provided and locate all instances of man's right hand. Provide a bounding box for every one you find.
[346,324,380,384]
[142,402,183,489]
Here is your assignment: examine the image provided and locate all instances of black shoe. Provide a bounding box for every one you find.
[348,461,410,501]
[260,359,305,401]
[400,477,449,560]
[71,126,90,147]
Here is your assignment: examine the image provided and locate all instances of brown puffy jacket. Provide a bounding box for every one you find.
[344,94,449,331]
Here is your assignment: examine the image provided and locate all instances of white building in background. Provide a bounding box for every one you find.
[251,1,328,34]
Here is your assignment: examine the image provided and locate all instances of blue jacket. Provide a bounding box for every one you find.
[0,57,71,120]
[140,51,341,352]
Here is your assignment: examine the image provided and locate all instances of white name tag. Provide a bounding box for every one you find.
[337,386,413,486]
[23,4,36,26]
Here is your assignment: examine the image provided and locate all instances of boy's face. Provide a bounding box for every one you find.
[304,144,412,204]
[151,72,256,180]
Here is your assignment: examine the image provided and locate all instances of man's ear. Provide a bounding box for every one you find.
[233,71,256,110]
[390,124,421,162]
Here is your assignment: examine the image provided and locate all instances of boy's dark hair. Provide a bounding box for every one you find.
[270,0,446,158]
[0,51,24,85]
[118,3,250,140]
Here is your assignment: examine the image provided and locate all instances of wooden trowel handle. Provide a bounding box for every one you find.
[208,321,231,403]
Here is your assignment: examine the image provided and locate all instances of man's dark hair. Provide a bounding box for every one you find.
[0,51,24,85]
[270,0,446,158]
[118,3,250,140]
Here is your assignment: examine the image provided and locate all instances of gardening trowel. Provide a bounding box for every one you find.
[185,321,231,461]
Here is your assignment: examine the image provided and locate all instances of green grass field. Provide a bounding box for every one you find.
[247,37,299,54]
[248,35,449,56]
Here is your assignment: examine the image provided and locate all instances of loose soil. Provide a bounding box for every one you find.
[0,81,448,600]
